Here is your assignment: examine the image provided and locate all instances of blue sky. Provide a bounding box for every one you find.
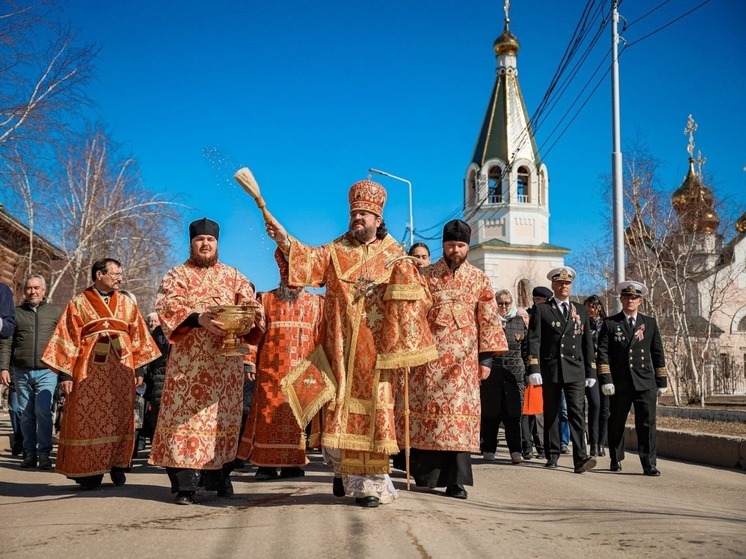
[61,0,745,294]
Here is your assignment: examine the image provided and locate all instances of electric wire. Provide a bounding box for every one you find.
[415,0,712,241]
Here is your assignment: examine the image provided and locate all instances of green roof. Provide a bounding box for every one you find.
[472,237,570,254]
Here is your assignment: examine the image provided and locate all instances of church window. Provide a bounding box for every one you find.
[517,278,531,308]
[468,170,477,205]
[538,170,545,205]
[517,167,529,203]
[488,167,502,203]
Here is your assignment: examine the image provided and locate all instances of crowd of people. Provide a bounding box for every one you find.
[0,178,668,507]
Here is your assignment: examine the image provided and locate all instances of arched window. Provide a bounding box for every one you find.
[517,278,531,308]
[488,167,502,203]
[538,170,545,206]
[467,170,477,205]
[517,167,529,203]
[738,315,746,332]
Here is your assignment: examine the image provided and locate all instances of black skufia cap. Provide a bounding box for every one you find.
[443,219,471,244]
[189,217,220,241]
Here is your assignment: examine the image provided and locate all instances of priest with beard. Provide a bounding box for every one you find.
[265,180,437,507]
[404,219,507,500]
[236,249,325,479]
[149,218,265,505]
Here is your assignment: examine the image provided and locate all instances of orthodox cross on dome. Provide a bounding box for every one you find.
[684,114,707,178]
[504,0,510,20]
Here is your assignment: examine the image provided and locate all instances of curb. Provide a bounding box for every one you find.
[625,426,745,469]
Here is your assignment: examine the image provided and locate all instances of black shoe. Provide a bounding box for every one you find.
[544,459,558,469]
[79,475,103,490]
[560,445,569,454]
[589,444,598,457]
[598,446,606,457]
[280,467,305,478]
[38,454,53,470]
[610,460,622,472]
[445,485,468,499]
[20,455,37,468]
[355,496,380,507]
[174,491,196,505]
[574,456,597,474]
[11,440,24,456]
[643,465,661,476]
[521,450,534,460]
[255,467,279,480]
[233,458,246,469]
[110,470,127,486]
[217,477,234,497]
[333,476,345,497]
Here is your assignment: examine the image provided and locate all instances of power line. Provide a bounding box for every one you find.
[624,0,672,29]
[625,0,713,48]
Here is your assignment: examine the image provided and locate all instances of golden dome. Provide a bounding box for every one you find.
[494,19,520,56]
[625,212,653,245]
[671,158,714,211]
[736,212,746,235]
[671,158,719,233]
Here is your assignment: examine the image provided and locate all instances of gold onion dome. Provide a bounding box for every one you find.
[625,212,653,244]
[671,158,719,233]
[494,19,520,56]
[736,212,746,235]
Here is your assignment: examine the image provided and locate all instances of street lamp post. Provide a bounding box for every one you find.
[369,168,414,249]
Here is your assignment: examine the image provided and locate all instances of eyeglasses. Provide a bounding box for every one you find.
[104,271,123,279]
[496,301,512,306]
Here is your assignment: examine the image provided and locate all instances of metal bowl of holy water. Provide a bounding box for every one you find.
[208,304,259,356]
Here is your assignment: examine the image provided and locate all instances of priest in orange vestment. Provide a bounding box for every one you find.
[265,180,437,507]
[42,258,160,490]
[237,250,326,479]
[406,220,508,500]
[149,218,265,505]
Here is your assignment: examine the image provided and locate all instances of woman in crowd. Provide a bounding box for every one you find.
[480,289,526,464]
[408,242,431,270]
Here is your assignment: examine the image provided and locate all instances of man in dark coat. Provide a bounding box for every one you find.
[597,281,667,476]
[0,274,61,469]
[526,267,597,473]
[142,312,170,442]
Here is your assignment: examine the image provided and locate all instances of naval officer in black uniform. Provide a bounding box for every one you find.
[597,281,667,476]
[527,267,597,473]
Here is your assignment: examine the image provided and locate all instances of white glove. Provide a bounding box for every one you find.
[527,373,543,386]
[601,383,615,396]
[657,387,668,396]
[585,378,596,388]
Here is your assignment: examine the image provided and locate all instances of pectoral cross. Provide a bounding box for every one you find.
[352,276,376,303]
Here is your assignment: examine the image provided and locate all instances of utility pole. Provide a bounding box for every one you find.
[611,0,625,313]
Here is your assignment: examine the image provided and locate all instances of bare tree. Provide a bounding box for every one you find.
[625,121,746,406]
[0,1,97,156]
[47,127,183,310]
[573,139,745,406]
[0,1,98,290]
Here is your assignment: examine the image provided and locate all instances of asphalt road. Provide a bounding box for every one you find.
[1,415,744,559]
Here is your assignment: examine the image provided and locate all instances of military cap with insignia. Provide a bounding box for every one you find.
[547,266,576,283]
[616,280,649,297]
